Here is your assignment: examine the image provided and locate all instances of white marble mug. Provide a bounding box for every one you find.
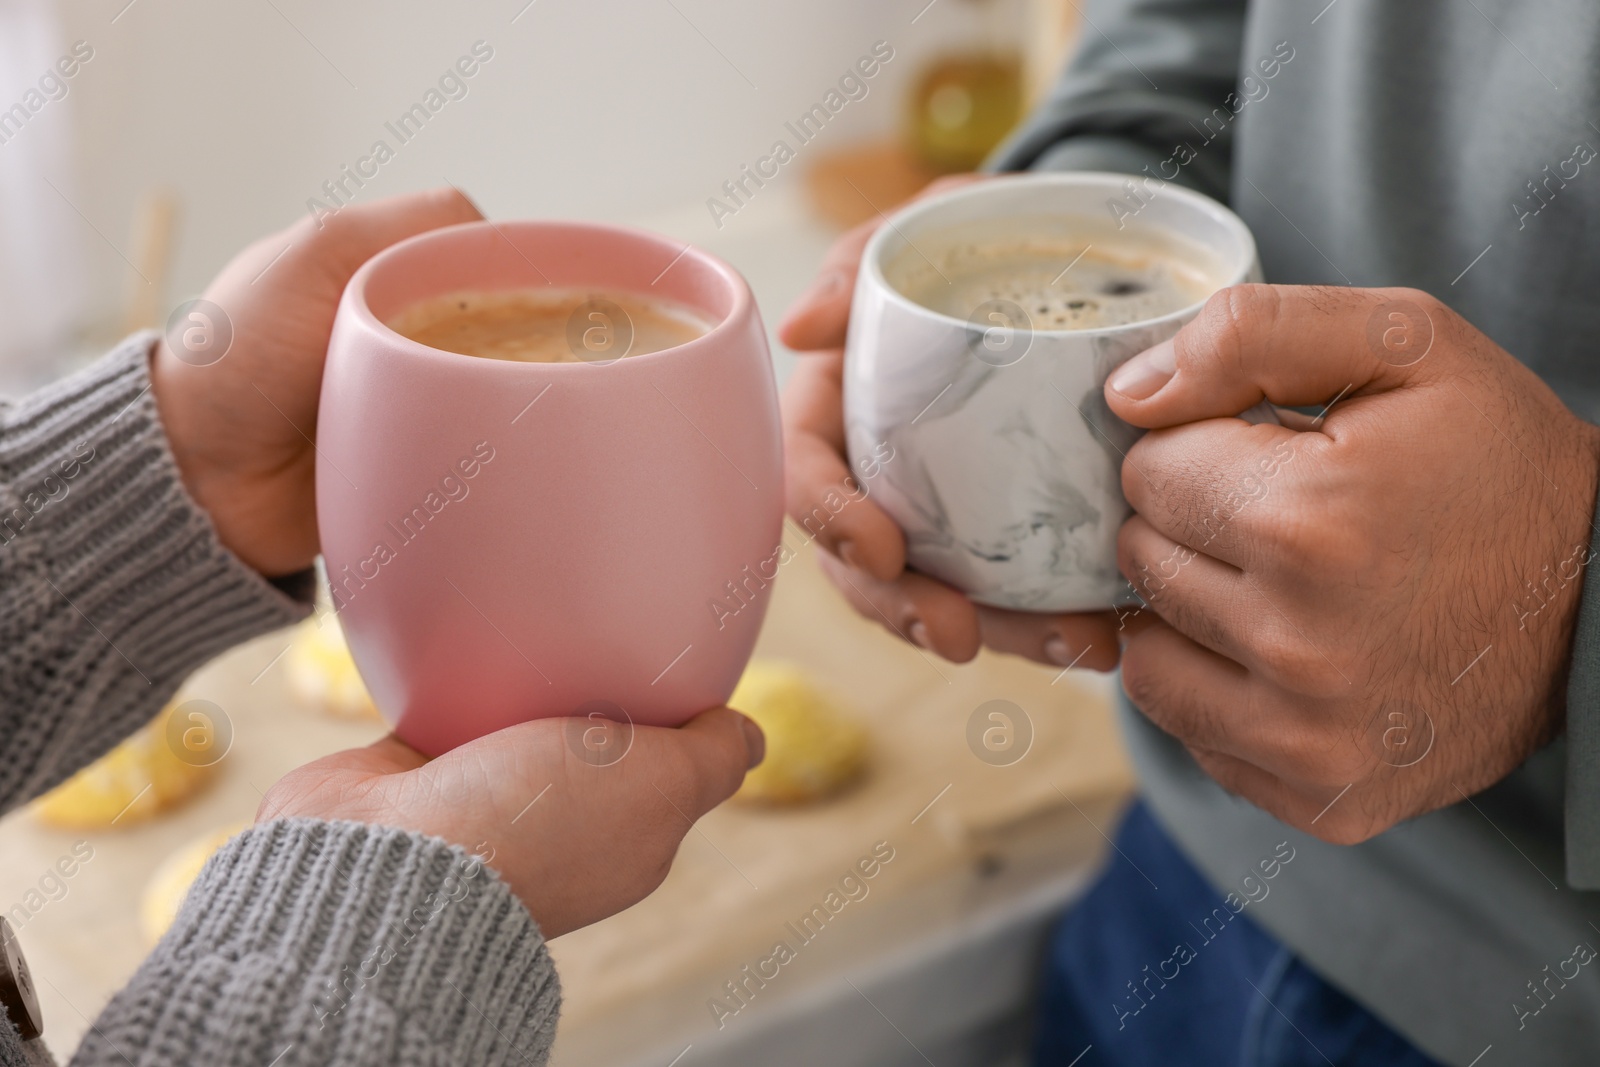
[843,172,1261,613]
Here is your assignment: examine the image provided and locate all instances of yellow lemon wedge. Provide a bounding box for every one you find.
[139,821,251,946]
[35,703,220,830]
[730,661,869,805]
[284,614,380,720]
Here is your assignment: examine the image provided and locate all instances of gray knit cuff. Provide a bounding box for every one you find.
[0,334,311,801]
[80,819,559,1065]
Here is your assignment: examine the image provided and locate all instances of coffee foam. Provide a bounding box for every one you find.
[886,215,1227,332]
[388,287,714,363]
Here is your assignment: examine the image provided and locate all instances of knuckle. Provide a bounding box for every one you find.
[1377,287,1460,364]
[434,185,478,218]
[1388,286,1447,320]
[1120,446,1155,506]
[1117,528,1161,599]
[1278,728,1360,786]
[1172,601,1232,660]
[1280,502,1382,579]
[1278,508,1347,567]
[1183,487,1256,561]
[1119,646,1163,712]
[705,737,751,801]
[1247,623,1310,675]
[1121,647,1212,741]
[1190,284,1279,376]
[1225,282,1282,325]
[1257,499,1349,572]
[788,478,866,545]
[1252,626,1347,696]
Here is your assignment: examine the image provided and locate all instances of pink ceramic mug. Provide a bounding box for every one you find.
[316,220,784,755]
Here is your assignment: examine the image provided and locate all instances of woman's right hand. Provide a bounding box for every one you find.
[259,706,763,939]
[778,176,1121,672]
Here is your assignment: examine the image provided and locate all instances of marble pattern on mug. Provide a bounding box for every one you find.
[847,325,1158,609]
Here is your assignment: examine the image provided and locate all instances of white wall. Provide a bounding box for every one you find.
[29,0,1006,348]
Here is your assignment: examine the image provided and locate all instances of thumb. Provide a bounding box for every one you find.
[300,733,432,778]
[654,706,764,817]
[296,185,485,276]
[1105,284,1442,430]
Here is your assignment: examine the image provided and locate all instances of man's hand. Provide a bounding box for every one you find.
[779,174,1120,672]
[1106,284,1600,844]
[259,707,765,939]
[152,188,483,578]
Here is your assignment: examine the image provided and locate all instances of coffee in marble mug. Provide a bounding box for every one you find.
[843,174,1261,613]
[886,220,1225,332]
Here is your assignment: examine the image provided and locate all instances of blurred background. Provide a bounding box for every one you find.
[0,3,1142,1066]
[1,0,1079,389]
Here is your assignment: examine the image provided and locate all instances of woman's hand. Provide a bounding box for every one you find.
[152,188,483,578]
[259,707,764,939]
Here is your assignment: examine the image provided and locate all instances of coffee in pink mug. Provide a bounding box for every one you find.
[317,219,784,755]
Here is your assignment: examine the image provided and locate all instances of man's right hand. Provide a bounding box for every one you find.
[778,175,1121,672]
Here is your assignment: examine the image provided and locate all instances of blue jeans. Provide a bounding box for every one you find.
[1032,802,1446,1067]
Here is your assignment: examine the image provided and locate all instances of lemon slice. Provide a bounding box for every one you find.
[730,661,869,805]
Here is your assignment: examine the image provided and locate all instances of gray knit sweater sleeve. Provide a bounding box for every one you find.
[0,337,561,1064]
[71,820,560,1066]
[0,332,307,808]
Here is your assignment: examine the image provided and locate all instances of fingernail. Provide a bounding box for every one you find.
[1044,635,1075,666]
[837,539,859,569]
[909,620,931,649]
[739,715,766,769]
[1108,339,1177,400]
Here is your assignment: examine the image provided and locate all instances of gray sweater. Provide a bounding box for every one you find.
[0,335,560,1065]
[992,1,1600,1063]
